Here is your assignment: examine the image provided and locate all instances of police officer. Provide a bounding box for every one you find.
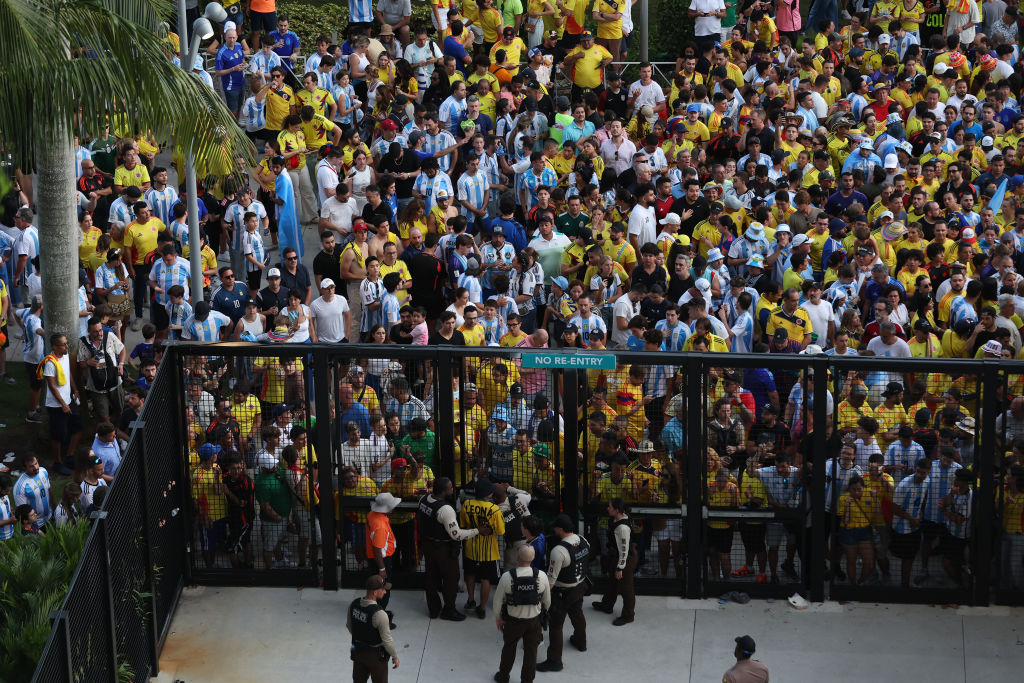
[416,477,492,621]
[492,544,551,683]
[493,480,533,570]
[347,575,399,682]
[592,497,637,625]
[537,514,590,673]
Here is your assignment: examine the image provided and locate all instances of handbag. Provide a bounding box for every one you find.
[105,264,132,317]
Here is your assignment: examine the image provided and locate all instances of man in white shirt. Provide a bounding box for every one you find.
[627,62,666,116]
[688,0,726,51]
[319,184,359,238]
[316,147,344,205]
[599,119,637,176]
[612,283,644,348]
[309,278,352,342]
[627,183,657,252]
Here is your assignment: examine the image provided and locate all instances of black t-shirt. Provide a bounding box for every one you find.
[667,274,694,303]
[639,297,668,325]
[390,323,414,344]
[671,196,710,236]
[361,200,395,227]
[258,285,290,315]
[380,152,421,199]
[118,408,138,435]
[313,249,342,286]
[428,330,466,345]
[601,88,629,121]
[631,265,668,294]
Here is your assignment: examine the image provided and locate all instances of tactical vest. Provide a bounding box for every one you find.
[507,567,541,606]
[606,516,633,559]
[416,495,451,543]
[349,599,383,647]
[502,493,525,544]
[555,535,590,585]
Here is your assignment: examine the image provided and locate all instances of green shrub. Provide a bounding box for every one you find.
[0,523,91,682]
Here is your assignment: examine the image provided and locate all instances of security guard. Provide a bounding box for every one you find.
[416,477,492,621]
[493,480,533,570]
[347,575,399,682]
[537,514,590,672]
[492,545,551,683]
[592,497,637,625]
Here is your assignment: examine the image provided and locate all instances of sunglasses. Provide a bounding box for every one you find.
[285,256,297,261]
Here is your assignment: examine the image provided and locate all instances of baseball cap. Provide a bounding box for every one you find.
[380,119,398,131]
[735,636,756,655]
[552,275,569,290]
[580,30,593,40]
[772,329,789,344]
[492,405,510,421]
[503,26,515,37]
[982,340,1003,356]
[660,212,681,225]
[792,233,809,247]
[352,219,368,232]
[981,136,994,148]
[319,278,335,288]
[198,442,221,460]
[267,267,281,278]
[391,458,409,470]
[257,453,279,470]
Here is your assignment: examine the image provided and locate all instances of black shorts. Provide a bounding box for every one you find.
[940,534,968,560]
[24,361,43,390]
[920,520,947,539]
[462,557,500,583]
[249,10,276,34]
[707,525,734,554]
[151,300,170,330]
[739,522,767,554]
[48,403,84,443]
[259,128,280,145]
[890,530,922,560]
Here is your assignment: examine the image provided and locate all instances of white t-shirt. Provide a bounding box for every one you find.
[800,300,835,347]
[690,0,726,37]
[627,79,666,110]
[612,297,640,348]
[320,195,358,235]
[309,295,351,342]
[628,204,657,248]
[865,335,912,385]
[316,160,341,206]
[43,353,73,408]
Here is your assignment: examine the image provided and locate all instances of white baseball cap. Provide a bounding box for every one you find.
[792,233,809,246]
[320,278,336,288]
[884,154,899,169]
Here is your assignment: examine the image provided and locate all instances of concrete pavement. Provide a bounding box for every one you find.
[155,586,1024,682]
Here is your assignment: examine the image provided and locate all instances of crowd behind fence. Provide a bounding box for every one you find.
[28,342,1024,679]
[31,361,186,683]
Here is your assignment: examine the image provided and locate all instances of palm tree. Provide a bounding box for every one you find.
[0,0,250,345]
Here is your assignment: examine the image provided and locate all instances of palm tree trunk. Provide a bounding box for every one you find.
[37,130,80,349]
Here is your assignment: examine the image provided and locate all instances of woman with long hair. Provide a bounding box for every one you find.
[422,68,450,112]
[53,482,83,526]
[398,198,427,242]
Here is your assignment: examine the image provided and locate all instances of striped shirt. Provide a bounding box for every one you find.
[945,489,972,539]
[14,226,39,280]
[108,197,135,227]
[459,498,505,561]
[923,460,962,524]
[225,200,268,251]
[332,84,358,125]
[412,170,454,212]
[568,313,607,343]
[730,310,756,353]
[166,300,194,338]
[644,363,671,398]
[456,171,490,219]
[145,186,179,226]
[250,50,282,76]
[385,395,430,427]
[170,220,190,251]
[18,308,45,364]
[479,242,515,290]
[371,134,407,159]
[241,96,267,132]
[891,475,929,534]
[519,168,558,213]
[349,0,375,22]
[422,130,457,173]
[149,256,191,306]
[884,441,926,483]
[360,278,386,332]
[181,310,232,341]
[95,262,128,296]
[439,95,468,135]
[242,229,267,273]
[481,152,502,202]
[0,495,12,540]
[655,319,690,351]
[825,460,862,512]
[381,292,401,327]
[74,146,92,179]
[456,272,483,303]
[13,469,51,528]
[757,466,800,507]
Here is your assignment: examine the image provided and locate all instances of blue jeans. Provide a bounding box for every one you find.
[224,87,244,113]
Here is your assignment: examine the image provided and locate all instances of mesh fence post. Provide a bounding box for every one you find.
[170,348,196,584]
[436,349,457,483]
[90,510,120,676]
[313,348,338,590]
[563,368,580,519]
[975,361,999,606]
[684,355,704,598]
[809,355,830,603]
[133,413,162,672]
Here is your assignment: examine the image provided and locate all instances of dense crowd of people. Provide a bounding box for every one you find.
[4,6,1024,675]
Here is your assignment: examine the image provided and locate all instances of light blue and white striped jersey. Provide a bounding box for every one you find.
[730,310,756,354]
[169,220,190,251]
[923,460,962,524]
[480,242,515,290]
[519,168,558,213]
[332,83,358,125]
[149,256,191,306]
[480,314,507,344]
[945,489,972,539]
[18,308,45,364]
[826,280,859,314]
[412,170,454,212]
[225,200,268,250]
[304,52,325,73]
[457,272,483,304]
[884,441,926,483]
[181,310,232,341]
[95,262,128,297]
[0,495,12,540]
[439,95,468,135]
[359,277,386,332]
[824,459,862,512]
[74,146,92,179]
[348,0,374,23]
[250,50,282,76]
[77,286,90,338]
[316,69,334,92]
[727,235,769,276]
[241,96,267,132]
[422,130,457,173]
[769,241,792,284]
[13,469,51,528]
[385,394,430,427]
[949,296,977,328]
[643,362,671,397]
[108,197,135,227]
[381,292,401,328]
[166,300,194,339]
[891,475,929,534]
[371,134,407,159]
[481,152,502,201]
[242,229,267,273]
[457,171,490,219]
[720,287,761,326]
[568,313,607,344]
[145,186,179,227]
[655,319,690,351]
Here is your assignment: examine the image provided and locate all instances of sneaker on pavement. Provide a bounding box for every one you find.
[0,373,15,385]
[536,661,563,672]
[732,565,752,577]
[25,411,43,424]
[130,319,141,331]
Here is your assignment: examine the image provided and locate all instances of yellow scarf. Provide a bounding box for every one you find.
[38,353,67,386]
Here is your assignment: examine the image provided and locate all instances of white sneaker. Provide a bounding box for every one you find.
[130,319,141,332]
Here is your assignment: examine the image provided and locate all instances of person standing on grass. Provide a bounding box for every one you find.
[40,334,83,474]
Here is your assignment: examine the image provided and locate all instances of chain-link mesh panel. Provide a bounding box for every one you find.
[995,369,1024,600]
[64,534,115,682]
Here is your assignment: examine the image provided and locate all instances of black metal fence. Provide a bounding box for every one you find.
[30,341,1024,681]
[31,361,187,683]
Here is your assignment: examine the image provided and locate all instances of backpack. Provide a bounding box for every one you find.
[80,330,120,391]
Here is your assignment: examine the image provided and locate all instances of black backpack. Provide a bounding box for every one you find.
[80,330,119,391]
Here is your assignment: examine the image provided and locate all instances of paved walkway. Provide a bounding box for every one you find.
[155,586,1024,682]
